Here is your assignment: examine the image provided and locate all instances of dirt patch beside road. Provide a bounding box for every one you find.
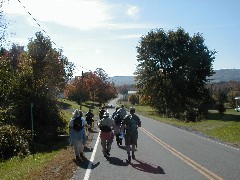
[28,146,78,180]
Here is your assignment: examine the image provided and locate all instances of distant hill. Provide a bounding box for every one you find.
[109,69,240,85]
[210,69,240,82]
[108,76,135,85]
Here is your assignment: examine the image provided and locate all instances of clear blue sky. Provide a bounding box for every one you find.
[2,0,240,77]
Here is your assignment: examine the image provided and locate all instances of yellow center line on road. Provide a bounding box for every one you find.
[139,127,223,180]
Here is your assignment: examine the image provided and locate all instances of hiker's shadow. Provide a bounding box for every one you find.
[74,159,100,169]
[118,145,138,152]
[106,156,128,166]
[131,158,165,174]
[118,145,127,150]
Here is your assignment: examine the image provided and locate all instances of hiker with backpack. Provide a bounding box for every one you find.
[117,105,127,119]
[69,109,90,161]
[121,107,141,163]
[98,111,114,157]
[85,109,94,128]
[99,106,106,120]
[112,107,123,146]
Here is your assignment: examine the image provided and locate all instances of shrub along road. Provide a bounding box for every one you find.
[71,105,240,180]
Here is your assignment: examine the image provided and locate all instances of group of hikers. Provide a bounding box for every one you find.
[69,105,141,163]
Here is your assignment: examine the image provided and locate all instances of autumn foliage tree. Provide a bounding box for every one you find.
[65,68,117,107]
[0,32,74,141]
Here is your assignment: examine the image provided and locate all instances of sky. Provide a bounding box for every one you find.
[2,0,240,77]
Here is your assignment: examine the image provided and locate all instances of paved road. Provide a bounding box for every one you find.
[72,100,240,180]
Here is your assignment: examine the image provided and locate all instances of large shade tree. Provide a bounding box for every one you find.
[135,28,216,120]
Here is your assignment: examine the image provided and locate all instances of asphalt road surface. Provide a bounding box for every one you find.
[72,99,240,180]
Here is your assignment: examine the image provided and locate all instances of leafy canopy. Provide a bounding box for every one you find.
[135,28,216,120]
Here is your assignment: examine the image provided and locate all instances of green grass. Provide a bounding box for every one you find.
[0,151,60,180]
[120,102,240,147]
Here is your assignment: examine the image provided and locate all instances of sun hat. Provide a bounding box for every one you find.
[72,109,80,118]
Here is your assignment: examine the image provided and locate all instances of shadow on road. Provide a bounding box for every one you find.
[105,156,128,166]
[74,159,100,169]
[84,146,93,152]
[130,158,165,174]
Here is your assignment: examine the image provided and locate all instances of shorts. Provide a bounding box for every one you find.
[124,133,138,146]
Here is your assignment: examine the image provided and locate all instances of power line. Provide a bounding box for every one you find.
[16,0,58,48]
[15,0,90,72]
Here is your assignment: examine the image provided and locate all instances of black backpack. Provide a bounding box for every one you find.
[73,117,83,131]
[114,114,122,125]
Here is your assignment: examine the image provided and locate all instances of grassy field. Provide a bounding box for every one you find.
[120,102,240,147]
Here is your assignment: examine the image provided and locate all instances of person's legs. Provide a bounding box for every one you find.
[131,137,138,159]
[79,139,86,159]
[72,139,81,160]
[101,139,107,156]
[117,133,122,146]
[106,141,112,156]
[79,139,84,153]
[131,144,136,159]
[125,137,131,162]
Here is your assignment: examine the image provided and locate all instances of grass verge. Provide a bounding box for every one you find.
[0,151,60,180]
[0,98,97,180]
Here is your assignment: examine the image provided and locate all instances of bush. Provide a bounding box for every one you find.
[0,125,31,159]
[184,109,198,122]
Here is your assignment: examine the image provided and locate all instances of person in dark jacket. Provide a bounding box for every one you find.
[121,107,141,163]
[85,109,94,128]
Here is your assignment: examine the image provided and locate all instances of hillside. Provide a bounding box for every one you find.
[108,76,135,85]
[109,69,240,85]
[211,69,240,82]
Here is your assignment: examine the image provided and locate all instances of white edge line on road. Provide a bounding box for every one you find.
[142,114,240,151]
[83,132,100,180]
[184,129,240,151]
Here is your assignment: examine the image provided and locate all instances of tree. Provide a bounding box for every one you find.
[216,90,227,117]
[65,73,90,107]
[135,28,216,120]
[129,94,139,105]
[27,32,73,95]
[0,32,74,140]
[65,68,117,107]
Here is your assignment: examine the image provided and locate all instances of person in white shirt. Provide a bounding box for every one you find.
[69,109,90,161]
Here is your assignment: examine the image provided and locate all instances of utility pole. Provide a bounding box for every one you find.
[80,71,84,110]
[31,102,34,141]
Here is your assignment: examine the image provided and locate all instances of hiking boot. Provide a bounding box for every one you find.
[80,153,87,160]
[127,155,131,163]
[76,156,82,161]
[132,153,135,159]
